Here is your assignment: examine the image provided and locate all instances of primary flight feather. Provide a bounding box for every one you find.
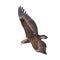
[18,6,48,54]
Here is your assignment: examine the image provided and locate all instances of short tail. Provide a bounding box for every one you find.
[18,6,26,17]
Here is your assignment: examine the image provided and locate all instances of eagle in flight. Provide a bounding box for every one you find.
[18,6,48,54]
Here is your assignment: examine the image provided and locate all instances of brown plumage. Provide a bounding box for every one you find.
[18,6,48,54]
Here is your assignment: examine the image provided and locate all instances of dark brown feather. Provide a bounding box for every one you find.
[20,18,34,37]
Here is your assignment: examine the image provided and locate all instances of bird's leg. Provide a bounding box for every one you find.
[21,38,30,44]
[38,35,48,39]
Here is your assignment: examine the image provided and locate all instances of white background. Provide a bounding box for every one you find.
[0,0,60,60]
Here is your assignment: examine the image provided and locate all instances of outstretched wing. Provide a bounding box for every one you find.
[18,6,38,38]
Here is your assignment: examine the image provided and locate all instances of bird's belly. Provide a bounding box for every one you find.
[29,37,39,50]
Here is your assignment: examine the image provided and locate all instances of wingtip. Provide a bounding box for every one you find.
[43,51,47,55]
[18,6,26,17]
[18,6,23,16]
[40,51,47,55]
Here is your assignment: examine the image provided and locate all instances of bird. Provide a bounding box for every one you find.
[18,6,48,54]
